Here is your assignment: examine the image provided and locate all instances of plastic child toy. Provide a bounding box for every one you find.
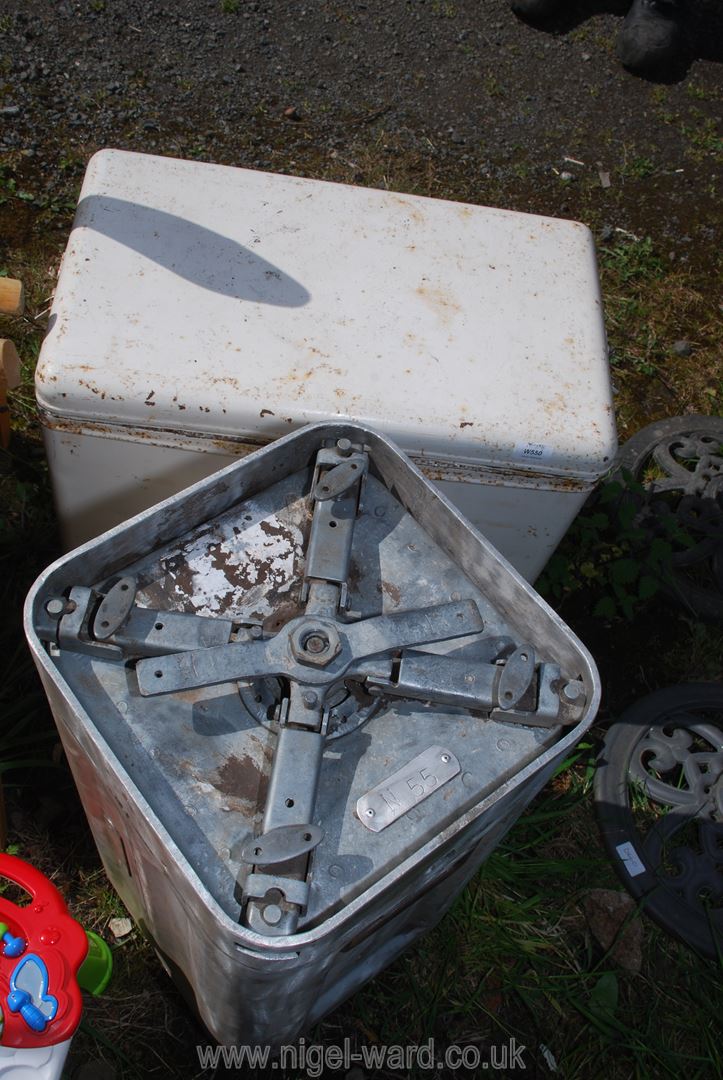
[0,854,112,1080]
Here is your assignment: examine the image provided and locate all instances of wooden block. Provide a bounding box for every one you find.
[0,339,22,448]
[0,339,21,390]
[0,277,25,316]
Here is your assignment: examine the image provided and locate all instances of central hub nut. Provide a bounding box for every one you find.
[289,621,342,668]
[304,633,329,655]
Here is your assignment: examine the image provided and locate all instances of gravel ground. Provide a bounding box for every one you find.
[1,0,721,271]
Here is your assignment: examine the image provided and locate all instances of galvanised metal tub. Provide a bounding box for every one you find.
[25,422,599,1048]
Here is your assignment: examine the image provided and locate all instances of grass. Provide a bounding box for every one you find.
[1,145,722,1078]
[597,235,723,433]
[430,0,457,17]
[682,113,723,163]
[327,746,723,1078]
[619,153,656,181]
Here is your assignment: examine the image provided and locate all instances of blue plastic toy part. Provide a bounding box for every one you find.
[6,955,58,1034]
[6,989,48,1032]
[2,933,27,959]
[0,922,27,959]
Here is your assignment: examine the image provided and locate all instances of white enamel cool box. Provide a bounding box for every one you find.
[37,149,617,579]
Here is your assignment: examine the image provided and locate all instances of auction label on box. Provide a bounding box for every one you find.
[513,441,553,462]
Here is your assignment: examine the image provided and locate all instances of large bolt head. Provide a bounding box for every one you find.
[289,621,342,667]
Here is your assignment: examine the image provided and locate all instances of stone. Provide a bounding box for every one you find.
[582,888,643,972]
[108,916,133,939]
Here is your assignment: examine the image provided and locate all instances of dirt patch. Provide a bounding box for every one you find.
[0,201,36,247]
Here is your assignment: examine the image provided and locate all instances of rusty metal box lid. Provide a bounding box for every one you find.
[37,149,617,480]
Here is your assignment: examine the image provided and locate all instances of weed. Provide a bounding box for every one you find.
[0,441,59,841]
[682,112,723,162]
[685,82,717,103]
[0,166,33,207]
[598,237,665,376]
[596,234,722,425]
[0,163,77,215]
[621,155,655,180]
[431,0,457,16]
[75,869,131,930]
[220,0,240,12]
[0,697,59,786]
[58,153,85,174]
[658,619,723,683]
[600,236,664,284]
[538,470,692,620]
[185,143,208,160]
[485,75,504,98]
[609,325,662,376]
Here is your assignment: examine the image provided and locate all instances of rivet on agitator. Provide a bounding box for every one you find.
[263,904,283,927]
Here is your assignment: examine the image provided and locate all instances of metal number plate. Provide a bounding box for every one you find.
[357,746,461,833]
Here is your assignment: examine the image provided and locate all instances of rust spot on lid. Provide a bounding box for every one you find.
[415,283,462,324]
[262,599,301,635]
[347,559,361,592]
[214,752,269,809]
[381,581,401,606]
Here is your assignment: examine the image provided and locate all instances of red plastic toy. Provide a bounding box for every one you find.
[0,854,87,1048]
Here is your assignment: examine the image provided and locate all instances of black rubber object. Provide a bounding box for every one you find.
[617,0,687,76]
[594,684,723,959]
[613,415,723,623]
